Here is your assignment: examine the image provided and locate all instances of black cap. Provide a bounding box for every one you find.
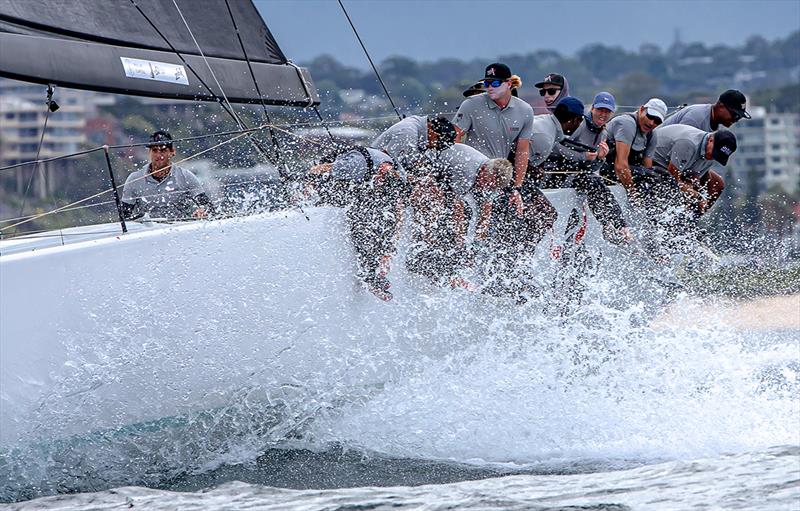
[483,63,512,81]
[429,116,457,150]
[463,81,485,97]
[718,89,751,120]
[146,130,173,148]
[712,129,737,166]
[535,73,565,89]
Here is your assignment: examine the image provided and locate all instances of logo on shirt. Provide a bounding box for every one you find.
[456,113,463,120]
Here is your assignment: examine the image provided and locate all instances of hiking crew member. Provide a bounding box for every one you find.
[534,73,570,114]
[660,89,751,132]
[652,125,737,216]
[307,147,407,300]
[407,143,513,283]
[453,63,534,220]
[602,98,669,201]
[489,97,588,251]
[121,130,213,220]
[546,92,630,244]
[371,115,456,177]
[658,89,749,223]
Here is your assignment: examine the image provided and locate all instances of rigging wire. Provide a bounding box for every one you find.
[169,0,244,130]
[223,0,285,163]
[128,0,275,164]
[337,0,403,120]
[18,84,57,218]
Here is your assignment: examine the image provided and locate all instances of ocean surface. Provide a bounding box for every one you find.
[1,221,799,510]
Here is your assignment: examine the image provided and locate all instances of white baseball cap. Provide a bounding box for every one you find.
[643,98,668,121]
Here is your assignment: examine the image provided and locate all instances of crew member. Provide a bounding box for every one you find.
[652,125,737,216]
[121,130,213,220]
[371,115,456,177]
[547,92,630,244]
[307,146,407,300]
[407,143,513,284]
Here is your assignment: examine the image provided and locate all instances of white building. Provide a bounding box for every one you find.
[0,79,117,199]
[729,106,800,195]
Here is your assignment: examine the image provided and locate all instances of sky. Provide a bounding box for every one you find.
[255,0,800,68]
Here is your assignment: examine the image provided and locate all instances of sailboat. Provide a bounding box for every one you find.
[0,0,629,450]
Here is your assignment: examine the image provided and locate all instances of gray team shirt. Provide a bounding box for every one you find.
[121,163,206,218]
[652,124,713,179]
[438,143,489,196]
[453,94,534,159]
[331,148,396,182]
[552,116,608,162]
[606,113,657,158]
[371,115,428,171]
[528,114,564,166]
[659,104,713,132]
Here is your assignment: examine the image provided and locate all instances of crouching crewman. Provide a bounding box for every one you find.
[407,142,513,286]
[307,146,408,301]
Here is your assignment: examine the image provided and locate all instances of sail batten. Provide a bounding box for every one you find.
[0,0,318,106]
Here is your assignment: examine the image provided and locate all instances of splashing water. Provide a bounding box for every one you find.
[1,215,797,503]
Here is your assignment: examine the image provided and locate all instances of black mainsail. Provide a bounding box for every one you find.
[0,0,318,106]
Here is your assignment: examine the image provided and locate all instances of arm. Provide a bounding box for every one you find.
[508,137,529,217]
[552,138,588,162]
[613,141,634,191]
[475,200,493,240]
[452,197,467,246]
[454,125,465,144]
[193,192,213,218]
[120,174,140,219]
[121,201,137,220]
[667,162,706,210]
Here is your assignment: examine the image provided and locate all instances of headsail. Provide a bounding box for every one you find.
[0,0,318,106]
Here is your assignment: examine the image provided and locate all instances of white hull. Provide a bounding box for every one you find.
[0,187,627,448]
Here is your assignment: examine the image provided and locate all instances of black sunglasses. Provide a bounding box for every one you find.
[726,107,743,122]
[645,114,663,125]
[539,88,561,96]
[482,79,505,88]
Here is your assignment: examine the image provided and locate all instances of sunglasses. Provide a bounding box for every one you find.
[482,79,505,88]
[539,88,560,96]
[726,107,743,122]
[645,114,663,125]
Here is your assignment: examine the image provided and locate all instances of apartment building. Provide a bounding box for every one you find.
[730,106,800,195]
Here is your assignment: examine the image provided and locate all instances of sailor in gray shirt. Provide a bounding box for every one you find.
[528,113,565,167]
[121,131,212,220]
[550,91,615,168]
[652,125,737,215]
[307,146,407,300]
[371,115,456,176]
[602,98,667,196]
[406,143,513,284]
[453,63,533,216]
[542,93,630,243]
[660,89,751,132]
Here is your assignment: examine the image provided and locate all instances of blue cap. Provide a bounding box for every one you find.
[592,91,616,112]
[555,96,585,117]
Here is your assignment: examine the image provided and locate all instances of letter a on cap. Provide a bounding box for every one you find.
[487,68,495,76]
